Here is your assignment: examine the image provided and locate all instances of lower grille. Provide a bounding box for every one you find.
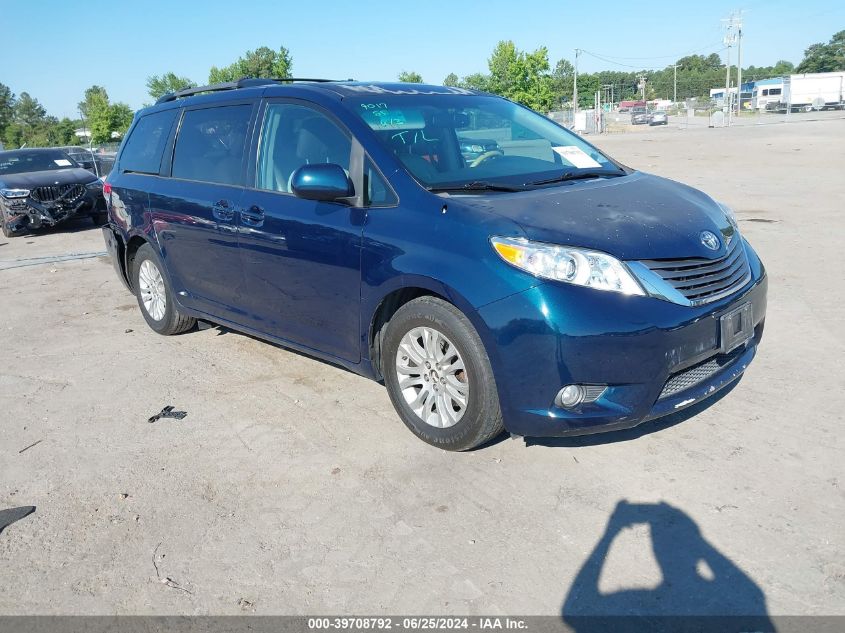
[659,346,746,400]
[30,183,86,205]
[640,236,751,305]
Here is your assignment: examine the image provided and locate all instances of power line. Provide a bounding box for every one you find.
[579,40,726,62]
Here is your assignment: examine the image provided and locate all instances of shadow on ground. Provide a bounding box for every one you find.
[562,500,774,633]
[0,506,36,537]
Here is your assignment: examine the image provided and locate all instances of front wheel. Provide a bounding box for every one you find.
[132,243,196,335]
[382,296,504,451]
[1,211,25,238]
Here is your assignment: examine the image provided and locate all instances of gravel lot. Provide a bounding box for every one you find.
[1,117,843,617]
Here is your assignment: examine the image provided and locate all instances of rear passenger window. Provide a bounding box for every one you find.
[172,105,251,186]
[120,109,177,174]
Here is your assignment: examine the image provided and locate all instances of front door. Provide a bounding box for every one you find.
[238,100,363,362]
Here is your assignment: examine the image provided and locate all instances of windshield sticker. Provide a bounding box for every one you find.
[553,146,602,169]
[361,107,425,130]
[54,159,73,167]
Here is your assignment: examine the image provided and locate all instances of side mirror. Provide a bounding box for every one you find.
[290,164,354,202]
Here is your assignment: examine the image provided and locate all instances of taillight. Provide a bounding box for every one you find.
[102,182,112,208]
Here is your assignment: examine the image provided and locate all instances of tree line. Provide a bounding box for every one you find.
[2,30,842,150]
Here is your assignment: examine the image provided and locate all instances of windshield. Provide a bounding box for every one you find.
[347,95,622,190]
[0,150,79,175]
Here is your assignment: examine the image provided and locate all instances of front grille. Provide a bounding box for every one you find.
[30,184,86,205]
[659,346,746,400]
[640,236,751,305]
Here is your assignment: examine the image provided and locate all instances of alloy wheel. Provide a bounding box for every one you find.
[395,326,469,428]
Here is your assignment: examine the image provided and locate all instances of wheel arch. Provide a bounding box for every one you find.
[123,231,164,292]
[365,276,496,382]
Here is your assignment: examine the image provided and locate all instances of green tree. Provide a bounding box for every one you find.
[443,73,459,87]
[398,71,424,83]
[459,73,490,91]
[7,92,47,146]
[78,85,109,120]
[209,45,293,83]
[109,103,134,139]
[146,72,194,100]
[53,118,79,146]
[0,83,14,141]
[487,40,555,111]
[551,58,574,106]
[797,30,845,73]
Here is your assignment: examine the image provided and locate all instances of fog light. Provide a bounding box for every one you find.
[556,384,586,408]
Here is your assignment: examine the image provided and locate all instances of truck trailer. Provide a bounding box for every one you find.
[769,72,845,112]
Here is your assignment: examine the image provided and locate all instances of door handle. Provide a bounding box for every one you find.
[212,199,235,222]
[241,205,265,228]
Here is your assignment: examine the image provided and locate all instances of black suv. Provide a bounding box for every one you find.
[0,148,107,237]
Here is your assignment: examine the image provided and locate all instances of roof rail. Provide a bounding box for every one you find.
[155,77,352,104]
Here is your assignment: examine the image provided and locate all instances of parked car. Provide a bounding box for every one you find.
[102,78,767,450]
[630,107,650,125]
[62,147,117,179]
[649,111,669,126]
[0,148,107,237]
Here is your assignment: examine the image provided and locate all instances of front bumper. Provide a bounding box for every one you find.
[2,189,104,231]
[476,241,767,438]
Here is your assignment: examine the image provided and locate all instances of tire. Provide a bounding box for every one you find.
[132,243,196,335]
[382,296,504,451]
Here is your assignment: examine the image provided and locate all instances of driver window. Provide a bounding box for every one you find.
[257,103,352,193]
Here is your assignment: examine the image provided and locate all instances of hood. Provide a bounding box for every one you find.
[0,168,98,190]
[453,172,735,261]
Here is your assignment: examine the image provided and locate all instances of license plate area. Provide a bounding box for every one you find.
[720,302,754,353]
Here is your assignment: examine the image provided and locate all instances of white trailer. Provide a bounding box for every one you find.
[777,72,845,112]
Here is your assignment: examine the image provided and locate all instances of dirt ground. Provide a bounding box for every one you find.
[1,117,843,617]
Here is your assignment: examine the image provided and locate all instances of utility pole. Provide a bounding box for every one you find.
[673,64,678,104]
[722,12,738,125]
[736,13,744,115]
[573,48,580,113]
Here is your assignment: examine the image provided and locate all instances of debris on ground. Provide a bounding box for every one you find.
[147,406,188,424]
[124,329,133,334]
[237,598,255,611]
[18,440,43,454]
[0,506,36,537]
[152,542,193,595]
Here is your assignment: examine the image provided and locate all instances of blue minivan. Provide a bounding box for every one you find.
[102,78,767,450]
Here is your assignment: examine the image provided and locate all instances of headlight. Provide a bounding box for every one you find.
[0,188,30,199]
[491,236,645,296]
[717,201,739,230]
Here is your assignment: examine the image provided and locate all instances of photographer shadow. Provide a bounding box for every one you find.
[562,501,775,633]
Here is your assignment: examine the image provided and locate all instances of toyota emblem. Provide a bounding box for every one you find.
[700,231,720,251]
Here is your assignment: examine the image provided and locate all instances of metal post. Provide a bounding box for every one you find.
[673,64,677,104]
[736,21,743,115]
[573,49,580,113]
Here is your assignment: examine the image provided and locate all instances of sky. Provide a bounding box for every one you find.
[2,0,843,119]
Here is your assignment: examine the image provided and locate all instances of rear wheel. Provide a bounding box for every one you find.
[132,243,196,335]
[382,296,504,451]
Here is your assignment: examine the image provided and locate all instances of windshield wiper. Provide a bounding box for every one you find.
[429,180,526,193]
[526,171,625,187]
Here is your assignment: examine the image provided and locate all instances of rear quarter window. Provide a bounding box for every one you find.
[119,109,178,175]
